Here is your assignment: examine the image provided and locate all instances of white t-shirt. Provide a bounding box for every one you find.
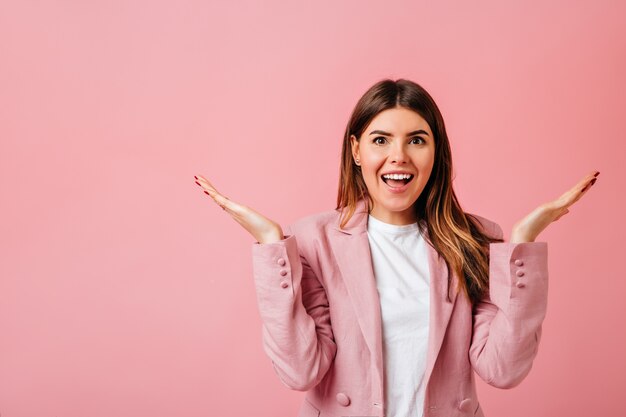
[366,214,431,417]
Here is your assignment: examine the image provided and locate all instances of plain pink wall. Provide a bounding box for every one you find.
[1,1,624,416]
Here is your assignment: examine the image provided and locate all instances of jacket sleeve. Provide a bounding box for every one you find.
[469,221,549,389]
[251,223,337,391]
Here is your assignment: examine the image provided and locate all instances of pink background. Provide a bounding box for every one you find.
[1,1,624,416]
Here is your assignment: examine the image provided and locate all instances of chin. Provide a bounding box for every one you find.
[382,198,416,211]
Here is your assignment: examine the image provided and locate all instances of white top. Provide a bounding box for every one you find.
[366,214,431,417]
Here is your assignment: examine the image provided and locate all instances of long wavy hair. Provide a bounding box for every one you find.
[336,78,504,305]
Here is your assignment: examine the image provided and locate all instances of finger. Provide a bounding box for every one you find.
[194,175,254,219]
[554,208,569,221]
[555,173,598,208]
[557,183,590,209]
[559,171,597,199]
[578,179,596,194]
[197,181,246,215]
[566,172,596,196]
[194,176,230,203]
[573,178,596,201]
[195,175,221,193]
[573,171,600,191]
[210,192,231,210]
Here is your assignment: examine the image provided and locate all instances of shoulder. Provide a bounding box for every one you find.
[465,212,504,240]
[282,208,340,268]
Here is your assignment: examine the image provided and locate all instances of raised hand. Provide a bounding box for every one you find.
[194,175,285,244]
[510,170,600,243]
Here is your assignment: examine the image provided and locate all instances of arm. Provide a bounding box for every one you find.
[469,172,598,387]
[251,224,337,391]
[469,222,549,388]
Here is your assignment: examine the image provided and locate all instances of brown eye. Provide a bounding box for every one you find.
[411,137,425,144]
[373,137,386,145]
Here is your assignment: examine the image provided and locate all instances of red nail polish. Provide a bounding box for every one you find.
[591,178,597,185]
[594,171,599,177]
[195,181,201,186]
[204,191,210,195]
[194,175,198,179]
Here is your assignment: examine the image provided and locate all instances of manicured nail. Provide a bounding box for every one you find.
[195,181,201,186]
[594,171,600,177]
[204,191,210,195]
[590,178,597,185]
[194,175,198,179]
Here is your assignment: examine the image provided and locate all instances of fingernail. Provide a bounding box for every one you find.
[194,175,198,179]
[204,191,210,195]
[594,171,600,177]
[591,178,597,185]
[195,181,201,186]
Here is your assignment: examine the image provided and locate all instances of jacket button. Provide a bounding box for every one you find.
[336,392,350,406]
[280,269,288,276]
[458,398,472,411]
[516,270,525,277]
[277,258,286,266]
[514,259,524,266]
[280,281,289,289]
[516,281,526,288]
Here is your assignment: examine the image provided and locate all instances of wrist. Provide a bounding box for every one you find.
[510,228,535,243]
[258,228,284,244]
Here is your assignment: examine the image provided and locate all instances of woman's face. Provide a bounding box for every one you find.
[351,106,435,225]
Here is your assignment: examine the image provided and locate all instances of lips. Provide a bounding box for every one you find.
[380,174,414,194]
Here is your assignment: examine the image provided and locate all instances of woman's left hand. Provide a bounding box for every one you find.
[509,170,600,243]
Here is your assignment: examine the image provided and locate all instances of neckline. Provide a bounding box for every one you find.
[367,214,419,234]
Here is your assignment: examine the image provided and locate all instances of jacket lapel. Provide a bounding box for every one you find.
[422,226,459,389]
[328,198,459,399]
[328,198,384,400]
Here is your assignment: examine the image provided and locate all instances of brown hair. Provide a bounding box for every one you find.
[336,78,504,305]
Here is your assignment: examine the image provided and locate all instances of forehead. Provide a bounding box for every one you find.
[366,107,432,134]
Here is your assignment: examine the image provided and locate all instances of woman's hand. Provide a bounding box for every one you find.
[509,170,600,243]
[194,175,285,244]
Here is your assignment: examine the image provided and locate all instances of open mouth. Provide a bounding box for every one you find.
[381,174,414,188]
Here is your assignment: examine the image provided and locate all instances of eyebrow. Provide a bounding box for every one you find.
[368,129,430,137]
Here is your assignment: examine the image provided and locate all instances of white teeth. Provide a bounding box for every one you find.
[382,173,412,180]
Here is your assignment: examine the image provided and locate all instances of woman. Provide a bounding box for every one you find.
[194,79,598,417]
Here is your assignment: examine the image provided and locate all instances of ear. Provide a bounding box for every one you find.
[350,134,360,161]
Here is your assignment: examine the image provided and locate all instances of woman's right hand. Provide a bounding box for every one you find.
[194,174,285,244]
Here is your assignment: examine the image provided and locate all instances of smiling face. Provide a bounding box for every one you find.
[350,106,435,225]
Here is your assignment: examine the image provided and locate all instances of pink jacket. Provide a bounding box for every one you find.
[251,198,548,417]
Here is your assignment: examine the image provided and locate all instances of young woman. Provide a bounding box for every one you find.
[194,79,598,417]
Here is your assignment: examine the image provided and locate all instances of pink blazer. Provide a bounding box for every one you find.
[251,198,548,417]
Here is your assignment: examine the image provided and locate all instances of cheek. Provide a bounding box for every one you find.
[362,167,379,184]
[362,161,384,182]
[362,153,385,171]
[416,151,435,171]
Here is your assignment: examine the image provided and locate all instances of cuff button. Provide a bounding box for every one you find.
[336,392,351,406]
[458,398,472,412]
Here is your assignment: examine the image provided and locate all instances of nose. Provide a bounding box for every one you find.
[389,141,409,164]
